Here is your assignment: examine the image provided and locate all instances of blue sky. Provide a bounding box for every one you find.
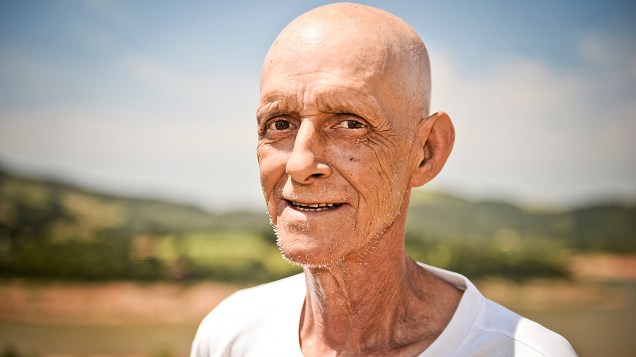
[1,0,635,210]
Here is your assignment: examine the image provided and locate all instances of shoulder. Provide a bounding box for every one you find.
[468,298,577,357]
[417,263,576,356]
[190,273,306,357]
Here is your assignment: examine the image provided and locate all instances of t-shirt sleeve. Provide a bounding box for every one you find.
[190,308,219,357]
[190,294,239,357]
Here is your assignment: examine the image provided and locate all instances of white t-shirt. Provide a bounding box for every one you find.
[191,263,577,356]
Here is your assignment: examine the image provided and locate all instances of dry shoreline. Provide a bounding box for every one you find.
[1,254,634,327]
[0,280,241,327]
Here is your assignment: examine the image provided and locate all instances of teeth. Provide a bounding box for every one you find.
[291,201,338,211]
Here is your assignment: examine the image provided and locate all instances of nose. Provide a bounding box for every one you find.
[286,121,331,184]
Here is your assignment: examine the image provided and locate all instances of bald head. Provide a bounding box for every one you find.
[256,3,454,268]
[261,2,431,117]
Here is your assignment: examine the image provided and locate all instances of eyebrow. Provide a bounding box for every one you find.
[257,87,385,126]
[256,98,298,128]
[317,89,384,124]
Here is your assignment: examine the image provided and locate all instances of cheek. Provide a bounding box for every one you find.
[257,143,285,177]
[350,141,407,188]
[257,146,287,211]
[345,143,410,228]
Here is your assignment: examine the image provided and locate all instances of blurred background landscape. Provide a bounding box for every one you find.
[1,0,635,356]
[1,167,635,356]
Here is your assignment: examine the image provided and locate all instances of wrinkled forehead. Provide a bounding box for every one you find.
[260,4,430,118]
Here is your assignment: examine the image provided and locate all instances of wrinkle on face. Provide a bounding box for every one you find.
[259,78,388,130]
[256,3,431,267]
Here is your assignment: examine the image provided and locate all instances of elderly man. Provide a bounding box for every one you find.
[192,3,576,356]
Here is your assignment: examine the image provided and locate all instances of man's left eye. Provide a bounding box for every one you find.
[336,119,366,129]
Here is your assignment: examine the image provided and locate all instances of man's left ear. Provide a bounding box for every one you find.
[409,111,455,187]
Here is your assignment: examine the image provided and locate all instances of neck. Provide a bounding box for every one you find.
[299,199,462,356]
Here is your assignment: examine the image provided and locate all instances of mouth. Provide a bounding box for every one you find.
[288,200,342,212]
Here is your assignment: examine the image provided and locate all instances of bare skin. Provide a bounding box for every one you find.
[257,3,460,356]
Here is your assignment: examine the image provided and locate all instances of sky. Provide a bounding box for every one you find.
[0,0,635,211]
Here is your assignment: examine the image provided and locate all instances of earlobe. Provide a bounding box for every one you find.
[409,111,455,187]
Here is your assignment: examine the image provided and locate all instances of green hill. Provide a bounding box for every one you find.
[407,189,636,252]
[0,168,270,242]
[0,167,634,283]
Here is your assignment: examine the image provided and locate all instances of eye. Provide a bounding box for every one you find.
[267,118,295,131]
[345,119,365,129]
[334,118,367,129]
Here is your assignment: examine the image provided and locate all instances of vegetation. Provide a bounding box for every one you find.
[0,168,634,283]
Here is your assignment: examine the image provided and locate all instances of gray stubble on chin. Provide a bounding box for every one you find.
[272,220,348,269]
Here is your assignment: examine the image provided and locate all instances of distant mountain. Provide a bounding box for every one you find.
[0,168,270,244]
[407,190,636,252]
[1,168,634,252]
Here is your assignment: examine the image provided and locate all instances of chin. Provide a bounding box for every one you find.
[279,252,341,269]
[274,229,345,269]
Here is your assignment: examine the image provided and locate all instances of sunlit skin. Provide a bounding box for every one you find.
[257,3,460,356]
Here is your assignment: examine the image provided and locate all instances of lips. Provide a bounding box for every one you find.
[289,201,341,211]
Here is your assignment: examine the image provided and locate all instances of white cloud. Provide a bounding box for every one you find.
[0,54,263,210]
[428,33,636,205]
[126,55,260,113]
[1,30,634,209]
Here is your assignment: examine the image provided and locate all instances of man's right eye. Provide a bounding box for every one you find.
[268,119,294,131]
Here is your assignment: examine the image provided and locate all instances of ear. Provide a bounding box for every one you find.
[409,111,455,187]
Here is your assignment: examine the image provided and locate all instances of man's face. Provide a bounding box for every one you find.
[256,22,420,267]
